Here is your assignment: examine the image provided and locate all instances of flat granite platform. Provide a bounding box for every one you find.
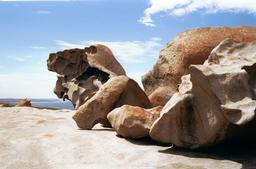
[0,107,255,169]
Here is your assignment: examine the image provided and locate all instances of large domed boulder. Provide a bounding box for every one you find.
[142,26,256,106]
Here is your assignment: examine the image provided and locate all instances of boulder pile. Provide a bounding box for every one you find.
[47,26,256,149]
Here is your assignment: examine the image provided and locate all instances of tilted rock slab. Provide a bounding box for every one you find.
[73,76,152,130]
[142,26,256,106]
[107,105,162,139]
[47,44,126,109]
[150,39,256,149]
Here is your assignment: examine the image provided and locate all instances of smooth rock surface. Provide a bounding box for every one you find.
[150,39,256,148]
[107,105,162,138]
[1,107,255,169]
[142,26,256,106]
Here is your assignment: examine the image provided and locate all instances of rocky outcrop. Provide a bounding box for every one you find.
[73,76,152,130]
[142,26,256,106]
[48,45,153,130]
[16,99,32,107]
[2,106,254,169]
[47,44,126,109]
[107,105,162,138]
[150,39,256,148]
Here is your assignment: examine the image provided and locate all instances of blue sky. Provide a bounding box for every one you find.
[0,0,255,98]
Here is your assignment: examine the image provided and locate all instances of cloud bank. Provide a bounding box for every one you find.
[55,38,162,88]
[56,38,162,64]
[139,0,256,27]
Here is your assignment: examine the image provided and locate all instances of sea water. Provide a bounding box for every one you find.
[0,98,74,110]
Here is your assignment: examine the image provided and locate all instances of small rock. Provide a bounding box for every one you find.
[0,103,12,107]
[16,99,32,107]
[107,105,162,138]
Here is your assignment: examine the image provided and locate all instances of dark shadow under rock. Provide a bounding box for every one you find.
[159,138,256,169]
[124,137,172,147]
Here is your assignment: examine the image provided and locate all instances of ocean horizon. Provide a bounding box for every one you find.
[0,98,74,110]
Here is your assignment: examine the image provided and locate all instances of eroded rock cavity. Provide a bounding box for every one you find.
[47,44,126,109]
[48,45,152,129]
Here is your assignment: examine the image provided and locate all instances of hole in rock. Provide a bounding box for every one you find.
[76,67,110,84]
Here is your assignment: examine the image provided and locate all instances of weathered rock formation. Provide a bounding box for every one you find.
[73,76,152,129]
[16,99,32,107]
[142,26,256,106]
[47,44,126,109]
[107,105,162,138]
[48,45,153,130]
[150,39,256,148]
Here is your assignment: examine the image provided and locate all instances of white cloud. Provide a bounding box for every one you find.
[31,46,47,49]
[14,57,26,62]
[56,40,84,49]
[55,38,162,63]
[36,10,51,14]
[139,0,256,26]
[9,55,32,62]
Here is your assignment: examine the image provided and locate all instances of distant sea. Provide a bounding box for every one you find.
[0,98,74,110]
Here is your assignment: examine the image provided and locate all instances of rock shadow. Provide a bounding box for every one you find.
[125,137,171,147]
[159,139,256,169]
